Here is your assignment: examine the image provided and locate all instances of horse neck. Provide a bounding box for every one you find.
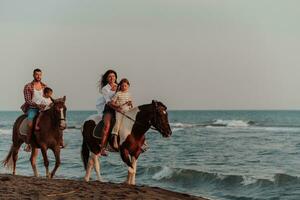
[41,107,60,131]
[137,104,153,120]
[130,104,153,138]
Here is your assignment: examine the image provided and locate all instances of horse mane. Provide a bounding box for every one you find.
[156,101,167,110]
[137,101,167,111]
[42,101,63,129]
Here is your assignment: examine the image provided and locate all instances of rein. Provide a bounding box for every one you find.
[114,108,159,132]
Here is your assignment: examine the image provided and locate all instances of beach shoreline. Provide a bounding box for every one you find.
[0,174,209,200]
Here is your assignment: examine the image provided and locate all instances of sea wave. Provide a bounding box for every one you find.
[170,120,254,129]
[148,166,300,188]
[170,123,199,128]
[209,119,254,128]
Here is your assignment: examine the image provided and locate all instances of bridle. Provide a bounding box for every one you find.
[51,102,67,126]
[114,101,165,133]
[151,101,165,133]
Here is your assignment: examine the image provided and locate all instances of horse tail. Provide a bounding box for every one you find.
[81,138,90,170]
[120,147,133,168]
[81,121,91,171]
[2,145,14,170]
[3,115,24,170]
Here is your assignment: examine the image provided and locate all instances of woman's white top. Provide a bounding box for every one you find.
[32,88,44,104]
[96,84,116,115]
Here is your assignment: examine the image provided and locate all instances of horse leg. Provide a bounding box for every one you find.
[93,154,101,181]
[30,147,39,177]
[131,157,137,185]
[126,156,137,185]
[84,153,94,182]
[50,147,61,178]
[40,147,50,178]
[12,142,23,175]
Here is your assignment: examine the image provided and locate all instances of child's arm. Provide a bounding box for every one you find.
[108,93,121,111]
[127,94,133,108]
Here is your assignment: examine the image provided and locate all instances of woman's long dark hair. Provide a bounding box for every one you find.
[98,69,118,92]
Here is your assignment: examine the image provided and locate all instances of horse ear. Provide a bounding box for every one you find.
[152,100,158,108]
[63,96,66,102]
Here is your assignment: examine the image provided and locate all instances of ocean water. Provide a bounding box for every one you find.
[1,110,300,200]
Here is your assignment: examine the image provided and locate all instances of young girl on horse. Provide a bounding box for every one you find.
[34,87,65,148]
[110,78,133,149]
[35,87,53,131]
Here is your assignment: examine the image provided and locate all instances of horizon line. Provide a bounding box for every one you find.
[1,109,300,112]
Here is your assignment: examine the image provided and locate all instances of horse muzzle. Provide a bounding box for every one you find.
[59,120,67,130]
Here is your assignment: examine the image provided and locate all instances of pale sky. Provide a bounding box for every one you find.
[1,0,300,110]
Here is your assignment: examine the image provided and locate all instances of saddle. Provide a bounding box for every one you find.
[91,117,149,153]
[19,117,30,136]
[92,118,115,140]
[18,115,38,136]
[92,120,105,139]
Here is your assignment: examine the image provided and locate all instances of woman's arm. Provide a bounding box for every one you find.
[101,86,112,103]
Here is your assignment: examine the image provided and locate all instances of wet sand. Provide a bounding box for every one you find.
[0,174,209,200]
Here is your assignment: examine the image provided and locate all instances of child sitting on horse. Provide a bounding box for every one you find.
[35,87,54,131]
[110,78,133,149]
[34,87,65,148]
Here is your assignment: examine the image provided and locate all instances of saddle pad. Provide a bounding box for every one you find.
[93,120,104,139]
[19,118,29,136]
[84,114,101,126]
[92,117,116,140]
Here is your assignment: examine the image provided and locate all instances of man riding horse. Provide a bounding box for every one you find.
[21,68,47,152]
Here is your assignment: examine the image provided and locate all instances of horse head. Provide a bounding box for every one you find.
[51,96,67,130]
[150,100,172,137]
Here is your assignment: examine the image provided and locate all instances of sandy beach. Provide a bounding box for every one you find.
[0,174,208,200]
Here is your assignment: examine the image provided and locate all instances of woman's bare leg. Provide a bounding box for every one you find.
[100,113,112,156]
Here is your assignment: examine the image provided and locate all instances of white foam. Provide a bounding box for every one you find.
[216,173,226,180]
[152,166,174,180]
[0,129,12,135]
[172,128,184,132]
[170,123,196,128]
[212,119,250,127]
[242,176,257,185]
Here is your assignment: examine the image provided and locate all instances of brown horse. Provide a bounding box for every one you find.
[3,96,67,178]
[81,100,172,185]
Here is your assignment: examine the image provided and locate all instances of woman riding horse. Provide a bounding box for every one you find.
[81,100,172,184]
[95,69,119,156]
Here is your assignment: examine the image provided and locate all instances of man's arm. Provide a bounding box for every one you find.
[23,84,37,107]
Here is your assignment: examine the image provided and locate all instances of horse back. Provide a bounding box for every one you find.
[12,114,27,142]
[82,120,96,136]
[93,120,105,139]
